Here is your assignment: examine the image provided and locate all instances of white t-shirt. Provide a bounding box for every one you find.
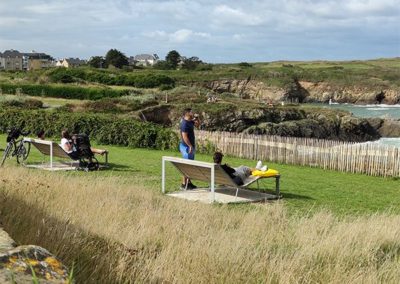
[60,138,72,153]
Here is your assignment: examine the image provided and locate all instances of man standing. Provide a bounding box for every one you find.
[180,108,199,189]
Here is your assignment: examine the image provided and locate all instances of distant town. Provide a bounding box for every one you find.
[0,49,160,71]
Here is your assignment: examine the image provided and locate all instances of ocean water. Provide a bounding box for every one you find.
[370,137,400,148]
[322,103,400,119]
[320,103,400,148]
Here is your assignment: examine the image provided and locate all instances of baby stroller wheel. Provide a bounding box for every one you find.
[79,157,99,171]
[90,157,99,171]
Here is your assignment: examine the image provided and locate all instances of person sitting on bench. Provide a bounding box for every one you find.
[213,152,253,186]
[60,130,106,159]
[37,129,45,140]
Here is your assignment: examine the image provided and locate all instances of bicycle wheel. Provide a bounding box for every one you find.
[16,141,31,164]
[1,143,12,167]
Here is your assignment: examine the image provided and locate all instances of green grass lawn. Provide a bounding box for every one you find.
[1,134,399,216]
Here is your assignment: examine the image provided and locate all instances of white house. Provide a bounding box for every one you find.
[56,58,86,68]
[131,54,159,66]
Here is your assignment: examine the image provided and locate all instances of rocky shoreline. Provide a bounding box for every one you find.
[203,79,400,105]
[141,104,400,142]
[0,228,68,283]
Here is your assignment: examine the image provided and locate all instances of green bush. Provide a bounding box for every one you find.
[238,62,252,68]
[0,108,178,149]
[159,84,174,91]
[80,98,159,113]
[0,98,43,109]
[45,68,175,89]
[133,74,175,88]
[82,99,124,113]
[196,63,213,71]
[0,83,129,100]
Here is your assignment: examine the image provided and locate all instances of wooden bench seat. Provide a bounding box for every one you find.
[162,156,280,202]
[23,138,108,169]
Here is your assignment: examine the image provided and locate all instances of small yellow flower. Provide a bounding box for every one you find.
[45,271,52,280]
[8,256,18,263]
[44,256,61,269]
[27,258,39,266]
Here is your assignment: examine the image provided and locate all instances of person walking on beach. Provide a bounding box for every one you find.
[179,108,200,189]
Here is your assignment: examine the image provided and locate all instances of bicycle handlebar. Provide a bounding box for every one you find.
[5,129,30,142]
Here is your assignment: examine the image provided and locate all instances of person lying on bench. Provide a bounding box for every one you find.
[60,130,106,159]
[213,152,252,186]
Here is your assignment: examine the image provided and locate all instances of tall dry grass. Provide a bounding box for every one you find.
[0,167,399,283]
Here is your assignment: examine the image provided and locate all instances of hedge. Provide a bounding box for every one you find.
[0,108,178,150]
[47,68,175,88]
[0,83,129,100]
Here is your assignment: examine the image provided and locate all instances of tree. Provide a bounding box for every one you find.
[181,56,202,70]
[88,56,106,68]
[153,60,172,70]
[105,49,129,69]
[165,50,181,69]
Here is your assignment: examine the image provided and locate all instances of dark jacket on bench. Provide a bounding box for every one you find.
[221,164,244,186]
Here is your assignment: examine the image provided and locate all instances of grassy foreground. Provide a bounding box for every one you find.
[1,137,400,282]
[0,166,399,283]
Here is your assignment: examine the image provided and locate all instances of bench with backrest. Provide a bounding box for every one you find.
[23,138,108,169]
[161,156,280,202]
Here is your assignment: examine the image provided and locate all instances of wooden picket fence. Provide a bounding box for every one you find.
[195,130,400,177]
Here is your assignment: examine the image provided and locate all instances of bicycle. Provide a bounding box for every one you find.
[0,128,31,167]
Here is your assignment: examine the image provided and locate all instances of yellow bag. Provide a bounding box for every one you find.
[251,169,279,177]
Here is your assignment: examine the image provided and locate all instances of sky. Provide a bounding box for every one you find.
[0,0,399,63]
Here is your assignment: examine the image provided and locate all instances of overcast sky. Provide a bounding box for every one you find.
[0,0,399,63]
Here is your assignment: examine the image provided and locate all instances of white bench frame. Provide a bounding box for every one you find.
[23,138,109,169]
[23,138,76,169]
[161,156,280,202]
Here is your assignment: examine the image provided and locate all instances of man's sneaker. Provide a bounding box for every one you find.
[180,183,187,190]
[187,182,197,189]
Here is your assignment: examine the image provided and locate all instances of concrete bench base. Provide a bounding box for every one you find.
[167,187,279,204]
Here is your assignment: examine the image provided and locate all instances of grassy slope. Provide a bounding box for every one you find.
[1,58,399,90]
[1,134,398,216]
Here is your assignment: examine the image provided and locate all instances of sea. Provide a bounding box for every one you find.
[320,103,400,148]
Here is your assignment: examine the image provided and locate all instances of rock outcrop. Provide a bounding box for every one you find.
[203,79,400,105]
[377,119,400,137]
[143,103,385,142]
[0,228,69,283]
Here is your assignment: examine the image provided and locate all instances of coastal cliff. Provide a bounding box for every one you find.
[204,79,400,105]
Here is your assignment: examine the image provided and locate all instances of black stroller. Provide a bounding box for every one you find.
[72,133,99,171]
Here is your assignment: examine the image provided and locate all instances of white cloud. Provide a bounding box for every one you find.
[144,29,210,43]
[24,3,69,14]
[0,17,36,27]
[233,34,245,40]
[212,5,264,26]
[170,29,193,43]
[0,0,398,62]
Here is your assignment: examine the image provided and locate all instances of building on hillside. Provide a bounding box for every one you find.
[22,51,54,70]
[56,58,86,68]
[131,54,159,66]
[0,49,54,70]
[0,49,23,70]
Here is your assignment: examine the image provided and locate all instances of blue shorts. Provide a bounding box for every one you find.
[179,142,195,160]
